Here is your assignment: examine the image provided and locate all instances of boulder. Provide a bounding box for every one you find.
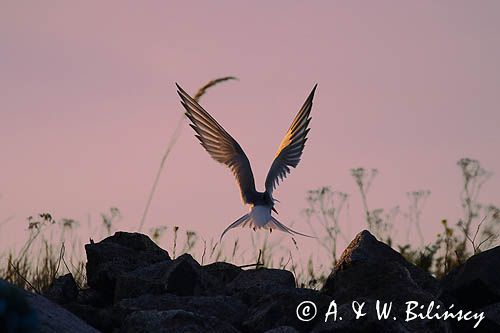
[479,302,500,332]
[323,230,438,295]
[114,294,247,327]
[114,261,172,301]
[312,299,411,333]
[440,245,500,310]
[440,301,500,333]
[242,288,331,333]
[0,279,39,333]
[115,253,224,301]
[24,287,100,333]
[321,230,449,332]
[85,231,170,298]
[43,273,78,304]
[163,254,222,296]
[76,287,108,308]
[122,309,239,333]
[202,261,243,285]
[64,303,114,333]
[227,268,296,304]
[264,326,299,333]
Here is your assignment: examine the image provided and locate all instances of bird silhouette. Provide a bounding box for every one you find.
[177,83,317,240]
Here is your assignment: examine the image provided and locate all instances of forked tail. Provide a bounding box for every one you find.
[219,214,314,241]
[268,216,314,238]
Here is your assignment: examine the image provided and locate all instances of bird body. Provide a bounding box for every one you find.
[248,205,271,229]
[177,83,317,240]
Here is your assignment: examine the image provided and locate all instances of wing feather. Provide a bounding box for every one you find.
[265,85,317,194]
[177,83,258,204]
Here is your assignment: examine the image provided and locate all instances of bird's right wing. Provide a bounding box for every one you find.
[265,84,317,195]
[177,83,258,204]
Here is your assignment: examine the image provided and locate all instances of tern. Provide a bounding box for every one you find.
[177,83,317,240]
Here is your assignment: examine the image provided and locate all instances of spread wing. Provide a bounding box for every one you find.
[265,84,317,195]
[177,83,258,204]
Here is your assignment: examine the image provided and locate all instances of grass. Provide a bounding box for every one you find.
[1,157,498,293]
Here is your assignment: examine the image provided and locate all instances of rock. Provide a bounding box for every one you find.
[114,261,172,301]
[85,231,170,298]
[227,268,296,304]
[64,303,114,333]
[242,288,332,333]
[440,245,500,310]
[312,299,411,333]
[77,288,108,308]
[321,230,449,332]
[264,326,299,333]
[115,254,223,301]
[43,273,78,304]
[122,309,239,333]
[24,288,100,333]
[163,254,222,296]
[323,260,434,305]
[478,302,500,332]
[202,262,243,285]
[439,300,500,332]
[323,230,438,295]
[483,302,500,327]
[0,279,39,333]
[114,294,247,327]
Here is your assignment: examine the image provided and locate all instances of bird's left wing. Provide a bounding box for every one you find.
[177,83,258,204]
[265,84,317,195]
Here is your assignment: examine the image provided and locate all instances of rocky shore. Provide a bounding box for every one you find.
[2,230,499,332]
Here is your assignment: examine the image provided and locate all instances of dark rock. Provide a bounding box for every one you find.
[478,302,500,332]
[23,287,100,332]
[323,260,434,305]
[114,293,247,327]
[242,288,331,333]
[321,230,449,332]
[483,302,500,327]
[77,288,108,307]
[440,245,500,310]
[122,309,239,333]
[64,303,114,332]
[163,254,222,296]
[312,299,411,333]
[202,262,243,285]
[114,261,172,301]
[0,279,39,333]
[323,230,438,295]
[115,254,223,301]
[441,300,500,332]
[43,273,78,304]
[85,231,170,299]
[227,268,296,304]
[264,326,299,333]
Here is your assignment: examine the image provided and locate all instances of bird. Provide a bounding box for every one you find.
[177,83,317,240]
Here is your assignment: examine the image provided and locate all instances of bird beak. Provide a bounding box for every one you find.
[272,207,279,214]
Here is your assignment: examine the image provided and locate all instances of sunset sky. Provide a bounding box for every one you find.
[1,1,499,253]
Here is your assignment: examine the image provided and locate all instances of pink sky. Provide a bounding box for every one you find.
[1,1,499,253]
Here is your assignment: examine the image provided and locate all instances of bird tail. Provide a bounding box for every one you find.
[269,216,315,238]
[219,213,314,241]
[220,214,251,242]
